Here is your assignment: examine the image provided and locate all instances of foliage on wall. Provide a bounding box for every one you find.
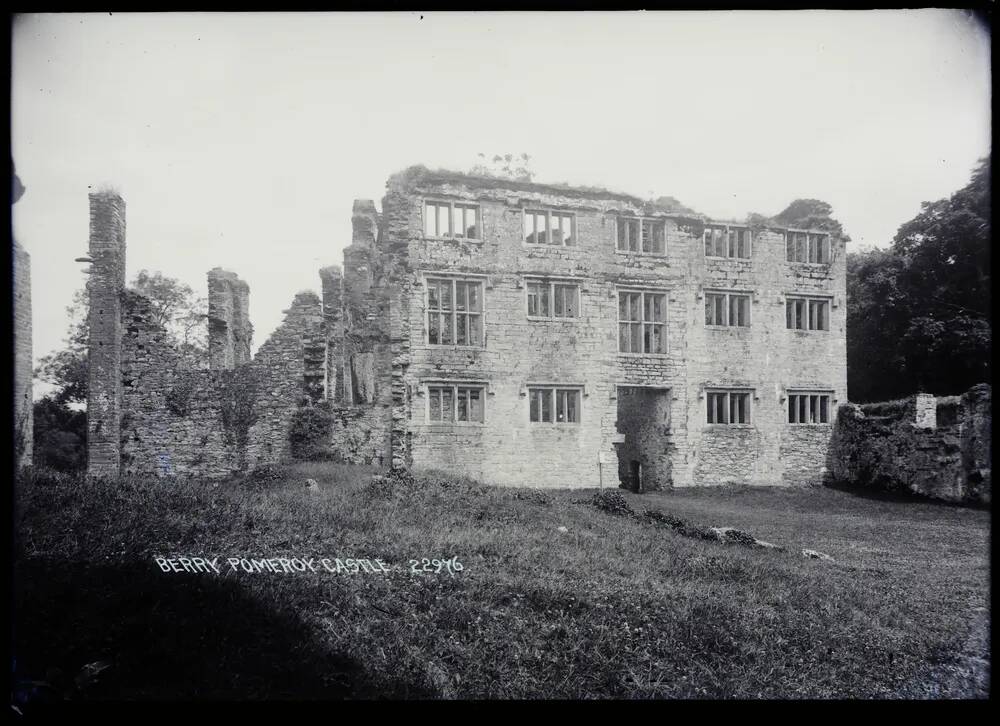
[218,366,261,470]
[289,401,334,461]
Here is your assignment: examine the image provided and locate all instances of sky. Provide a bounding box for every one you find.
[11,10,992,397]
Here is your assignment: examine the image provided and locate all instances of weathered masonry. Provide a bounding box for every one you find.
[12,164,32,468]
[86,167,847,488]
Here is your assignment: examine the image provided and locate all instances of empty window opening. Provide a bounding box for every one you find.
[787,392,831,424]
[618,290,667,354]
[427,277,484,346]
[428,384,485,423]
[786,232,830,263]
[526,279,580,319]
[529,387,581,424]
[704,225,751,259]
[706,389,752,424]
[617,217,665,254]
[524,209,576,246]
[786,296,830,331]
[704,291,751,327]
[425,200,480,239]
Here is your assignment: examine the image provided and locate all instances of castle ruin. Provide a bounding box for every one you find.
[83,166,848,488]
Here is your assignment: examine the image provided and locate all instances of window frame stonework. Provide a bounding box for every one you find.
[785,231,831,264]
[528,385,583,425]
[525,277,582,320]
[522,208,577,247]
[785,295,832,332]
[615,215,666,256]
[704,289,752,328]
[705,388,753,425]
[704,224,752,259]
[424,275,486,348]
[423,199,482,241]
[617,288,668,355]
[786,390,833,425]
[425,382,487,425]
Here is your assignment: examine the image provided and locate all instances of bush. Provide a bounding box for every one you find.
[591,490,633,516]
[859,397,913,421]
[31,397,86,472]
[16,466,76,490]
[718,528,758,546]
[644,509,687,529]
[289,402,334,461]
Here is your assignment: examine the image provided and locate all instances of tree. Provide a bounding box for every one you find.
[773,198,850,241]
[846,157,990,401]
[131,270,208,368]
[846,247,908,402]
[35,270,208,404]
[32,270,208,470]
[469,153,534,182]
[31,396,87,471]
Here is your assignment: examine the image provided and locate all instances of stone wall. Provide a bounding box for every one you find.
[828,384,991,505]
[87,188,351,478]
[12,164,32,468]
[319,200,394,465]
[121,290,234,477]
[120,287,329,478]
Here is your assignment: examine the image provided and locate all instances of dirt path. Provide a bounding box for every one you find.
[898,605,990,699]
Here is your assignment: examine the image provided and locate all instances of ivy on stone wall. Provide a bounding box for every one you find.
[218,366,260,470]
[165,373,199,418]
[289,400,334,461]
[13,405,30,465]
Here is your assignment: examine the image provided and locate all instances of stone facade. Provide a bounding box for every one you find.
[86,167,848,486]
[373,167,848,488]
[12,166,32,468]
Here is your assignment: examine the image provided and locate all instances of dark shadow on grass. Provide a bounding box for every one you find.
[822,479,991,510]
[12,557,416,704]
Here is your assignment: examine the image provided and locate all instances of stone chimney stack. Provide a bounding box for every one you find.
[320,265,344,402]
[208,268,252,369]
[351,199,379,248]
[86,190,127,476]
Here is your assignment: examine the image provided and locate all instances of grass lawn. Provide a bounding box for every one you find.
[13,463,990,700]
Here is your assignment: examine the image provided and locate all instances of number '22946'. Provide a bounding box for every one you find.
[409,557,464,575]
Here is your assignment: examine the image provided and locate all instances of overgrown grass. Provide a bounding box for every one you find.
[859,397,914,420]
[13,465,990,700]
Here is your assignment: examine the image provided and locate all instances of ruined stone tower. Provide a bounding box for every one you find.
[207,267,252,370]
[86,191,126,476]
